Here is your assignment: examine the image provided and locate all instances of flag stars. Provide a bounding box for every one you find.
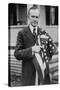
[42,45,45,48]
[42,41,44,43]
[50,50,52,53]
[52,46,55,50]
[45,56,48,59]
[44,53,46,56]
[46,41,48,44]
[49,44,52,47]
[43,49,46,52]
[49,38,52,41]
[46,60,48,63]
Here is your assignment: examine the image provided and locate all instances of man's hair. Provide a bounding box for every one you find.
[28,5,39,17]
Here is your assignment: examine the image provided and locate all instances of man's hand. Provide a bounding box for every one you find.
[32,44,41,53]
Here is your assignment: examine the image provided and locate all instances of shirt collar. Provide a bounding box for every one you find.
[29,24,38,34]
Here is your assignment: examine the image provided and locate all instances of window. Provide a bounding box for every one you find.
[45,6,58,25]
[8,3,27,26]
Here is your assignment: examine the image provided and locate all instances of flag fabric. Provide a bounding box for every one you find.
[33,30,56,85]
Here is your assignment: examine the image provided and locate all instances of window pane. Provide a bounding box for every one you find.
[8,3,27,26]
[45,6,58,25]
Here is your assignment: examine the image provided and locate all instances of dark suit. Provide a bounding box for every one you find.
[14,26,55,86]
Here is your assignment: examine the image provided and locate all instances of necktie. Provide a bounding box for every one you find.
[33,28,36,37]
[33,28,37,43]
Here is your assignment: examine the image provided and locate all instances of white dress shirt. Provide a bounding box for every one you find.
[29,24,38,35]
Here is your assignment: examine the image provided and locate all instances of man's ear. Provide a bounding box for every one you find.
[27,12,30,19]
[27,14,29,18]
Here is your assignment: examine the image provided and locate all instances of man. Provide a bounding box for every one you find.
[14,5,56,86]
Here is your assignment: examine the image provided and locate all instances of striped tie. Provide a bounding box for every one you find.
[33,28,37,43]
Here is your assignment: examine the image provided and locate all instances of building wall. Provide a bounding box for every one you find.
[39,6,58,42]
[9,5,58,47]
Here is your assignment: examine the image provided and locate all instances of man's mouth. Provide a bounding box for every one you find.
[33,21,38,24]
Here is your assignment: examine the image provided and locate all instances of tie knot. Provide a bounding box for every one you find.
[33,28,37,39]
[33,28,36,35]
[33,28,38,43]
[33,28,36,32]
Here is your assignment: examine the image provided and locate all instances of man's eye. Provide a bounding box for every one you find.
[36,16,38,18]
[31,16,35,18]
[31,16,39,18]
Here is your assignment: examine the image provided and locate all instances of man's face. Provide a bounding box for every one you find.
[29,9,40,27]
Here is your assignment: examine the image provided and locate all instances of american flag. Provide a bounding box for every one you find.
[33,31,56,85]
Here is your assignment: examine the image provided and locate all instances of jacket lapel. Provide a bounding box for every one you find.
[24,26,42,44]
[24,26,36,43]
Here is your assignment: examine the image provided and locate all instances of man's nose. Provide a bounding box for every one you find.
[33,17,38,21]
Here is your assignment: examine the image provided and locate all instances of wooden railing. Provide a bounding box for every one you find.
[49,54,58,84]
[8,48,22,76]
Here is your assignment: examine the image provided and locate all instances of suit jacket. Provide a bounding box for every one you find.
[14,26,55,86]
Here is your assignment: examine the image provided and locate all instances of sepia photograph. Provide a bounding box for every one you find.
[8,3,58,87]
